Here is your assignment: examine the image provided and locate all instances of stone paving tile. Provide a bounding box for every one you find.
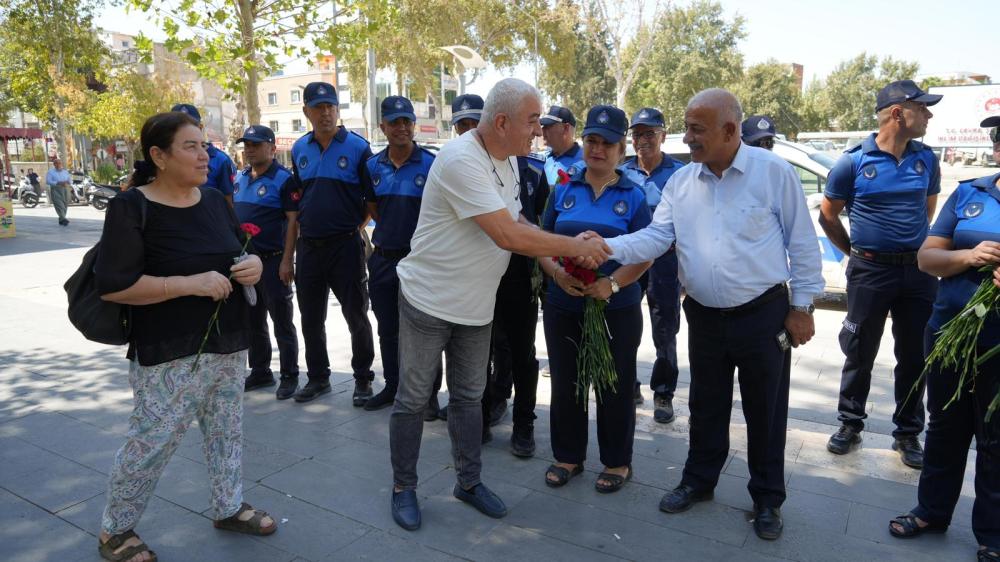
[1,455,106,513]
[324,529,469,561]
[0,488,96,562]
[0,411,123,473]
[845,501,979,559]
[467,523,623,561]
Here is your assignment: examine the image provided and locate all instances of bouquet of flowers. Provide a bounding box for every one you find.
[553,257,617,408]
[919,265,1000,420]
[191,222,259,373]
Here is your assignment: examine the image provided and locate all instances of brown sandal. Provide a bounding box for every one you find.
[98,530,157,561]
[213,502,277,535]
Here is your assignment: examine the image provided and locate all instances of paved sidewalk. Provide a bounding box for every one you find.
[0,205,981,561]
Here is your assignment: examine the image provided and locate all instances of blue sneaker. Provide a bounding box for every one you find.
[391,489,421,531]
[453,483,507,518]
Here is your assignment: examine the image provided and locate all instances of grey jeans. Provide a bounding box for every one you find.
[390,294,492,490]
[50,183,69,220]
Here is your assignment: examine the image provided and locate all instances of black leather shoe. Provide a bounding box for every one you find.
[294,380,331,403]
[659,485,713,514]
[510,424,535,458]
[488,400,508,426]
[424,394,440,421]
[653,394,675,424]
[364,385,396,411]
[753,505,783,540]
[633,383,644,405]
[892,436,924,469]
[244,371,276,392]
[352,379,373,407]
[438,405,448,421]
[827,425,862,455]
[275,376,298,400]
[391,489,421,531]
[453,483,507,518]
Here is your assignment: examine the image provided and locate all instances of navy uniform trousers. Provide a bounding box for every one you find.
[483,274,540,429]
[681,288,790,508]
[248,252,299,378]
[641,248,681,398]
[913,330,1000,549]
[836,257,937,437]
[295,232,375,383]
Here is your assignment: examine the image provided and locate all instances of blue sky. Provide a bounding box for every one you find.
[95,0,998,97]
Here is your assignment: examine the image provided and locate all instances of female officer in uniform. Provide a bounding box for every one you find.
[888,116,1000,562]
[539,105,652,493]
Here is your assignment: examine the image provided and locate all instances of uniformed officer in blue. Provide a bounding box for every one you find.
[233,125,301,399]
[287,81,376,405]
[361,95,436,412]
[540,105,652,493]
[541,105,584,175]
[741,115,777,150]
[885,115,1000,561]
[171,103,237,206]
[819,79,943,468]
[622,107,685,423]
[451,94,484,135]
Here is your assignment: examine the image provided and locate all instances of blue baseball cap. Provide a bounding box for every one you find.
[451,94,484,124]
[581,105,628,143]
[381,95,416,122]
[875,80,942,112]
[741,115,777,143]
[171,103,201,124]
[236,125,275,144]
[629,107,665,128]
[540,105,576,127]
[303,82,338,107]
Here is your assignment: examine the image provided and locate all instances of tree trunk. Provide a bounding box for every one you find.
[238,0,261,125]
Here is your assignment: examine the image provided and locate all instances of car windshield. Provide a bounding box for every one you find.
[809,152,838,169]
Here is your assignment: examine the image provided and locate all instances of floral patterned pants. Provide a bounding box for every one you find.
[101,351,247,535]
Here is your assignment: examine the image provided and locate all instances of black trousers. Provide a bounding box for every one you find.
[912,329,1000,549]
[837,257,937,437]
[544,303,642,468]
[248,252,300,377]
[295,233,374,382]
[641,249,681,398]
[681,293,790,508]
[483,275,540,428]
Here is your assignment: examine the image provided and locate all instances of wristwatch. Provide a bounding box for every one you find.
[791,304,815,314]
[608,275,620,294]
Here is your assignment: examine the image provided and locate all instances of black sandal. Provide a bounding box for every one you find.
[98,530,157,562]
[979,549,1000,562]
[545,464,583,487]
[214,502,278,536]
[888,514,948,538]
[595,465,632,494]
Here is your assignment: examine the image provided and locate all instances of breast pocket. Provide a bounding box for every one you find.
[738,206,774,240]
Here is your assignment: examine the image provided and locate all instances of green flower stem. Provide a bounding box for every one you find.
[190,234,253,374]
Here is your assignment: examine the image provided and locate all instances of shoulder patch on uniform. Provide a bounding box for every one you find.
[338,155,349,169]
[963,202,984,218]
[298,156,309,170]
[563,194,576,209]
[914,160,925,175]
[257,185,267,197]
[373,175,381,186]
[862,164,877,179]
[414,174,426,187]
[613,200,628,216]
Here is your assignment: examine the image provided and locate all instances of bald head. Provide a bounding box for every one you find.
[687,88,743,127]
[683,89,744,174]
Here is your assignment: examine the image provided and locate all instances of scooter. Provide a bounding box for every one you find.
[87,183,118,211]
[14,178,46,208]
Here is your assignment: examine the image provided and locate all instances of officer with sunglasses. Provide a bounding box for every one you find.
[742,115,777,150]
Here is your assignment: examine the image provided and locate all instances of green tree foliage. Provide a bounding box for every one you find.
[538,10,615,120]
[802,53,919,131]
[624,0,746,132]
[729,61,803,137]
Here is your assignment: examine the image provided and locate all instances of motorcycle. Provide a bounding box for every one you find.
[13,177,46,208]
[87,183,118,211]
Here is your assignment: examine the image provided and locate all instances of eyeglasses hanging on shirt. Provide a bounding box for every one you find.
[474,130,520,200]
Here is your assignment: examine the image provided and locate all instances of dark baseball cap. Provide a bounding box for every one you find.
[171,103,201,124]
[540,105,576,127]
[303,82,338,107]
[629,107,665,128]
[581,105,628,143]
[236,125,275,144]
[451,94,484,124]
[982,116,1000,143]
[381,96,416,122]
[741,115,777,143]
[875,80,942,112]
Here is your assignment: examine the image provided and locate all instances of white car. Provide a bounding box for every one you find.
[658,135,849,293]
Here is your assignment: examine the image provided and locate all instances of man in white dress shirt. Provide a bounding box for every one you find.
[606,89,824,541]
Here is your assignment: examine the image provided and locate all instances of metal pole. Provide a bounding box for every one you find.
[367,47,377,142]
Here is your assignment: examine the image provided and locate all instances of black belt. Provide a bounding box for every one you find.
[850,247,917,265]
[259,249,283,259]
[301,231,357,247]
[708,284,788,316]
[373,246,410,260]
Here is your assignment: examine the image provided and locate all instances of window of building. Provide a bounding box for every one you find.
[267,92,278,105]
[292,119,303,132]
[121,40,130,47]
[269,120,279,132]
[290,90,301,103]
[339,103,351,110]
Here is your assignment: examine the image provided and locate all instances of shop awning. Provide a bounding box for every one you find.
[0,127,43,140]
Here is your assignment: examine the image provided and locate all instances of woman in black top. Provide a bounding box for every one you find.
[95,112,275,562]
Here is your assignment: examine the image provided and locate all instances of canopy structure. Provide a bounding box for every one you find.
[0,128,45,177]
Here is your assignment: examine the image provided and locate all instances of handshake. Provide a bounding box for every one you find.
[572,230,612,269]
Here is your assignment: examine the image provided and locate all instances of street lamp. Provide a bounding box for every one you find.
[511,3,539,86]
[440,45,486,95]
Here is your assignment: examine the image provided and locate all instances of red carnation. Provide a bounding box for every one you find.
[291,191,301,201]
[240,223,261,237]
[557,168,571,185]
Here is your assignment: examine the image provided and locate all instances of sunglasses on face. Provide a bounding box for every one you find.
[751,137,775,149]
[630,130,662,141]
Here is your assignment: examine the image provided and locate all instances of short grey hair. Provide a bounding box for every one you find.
[481,78,542,125]
[688,88,743,127]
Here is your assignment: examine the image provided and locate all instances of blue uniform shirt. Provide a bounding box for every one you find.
[549,142,585,176]
[204,144,237,196]
[364,143,435,250]
[291,127,373,238]
[505,155,551,281]
[927,172,1000,346]
[233,160,296,252]
[542,167,652,312]
[622,152,685,209]
[825,133,940,252]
